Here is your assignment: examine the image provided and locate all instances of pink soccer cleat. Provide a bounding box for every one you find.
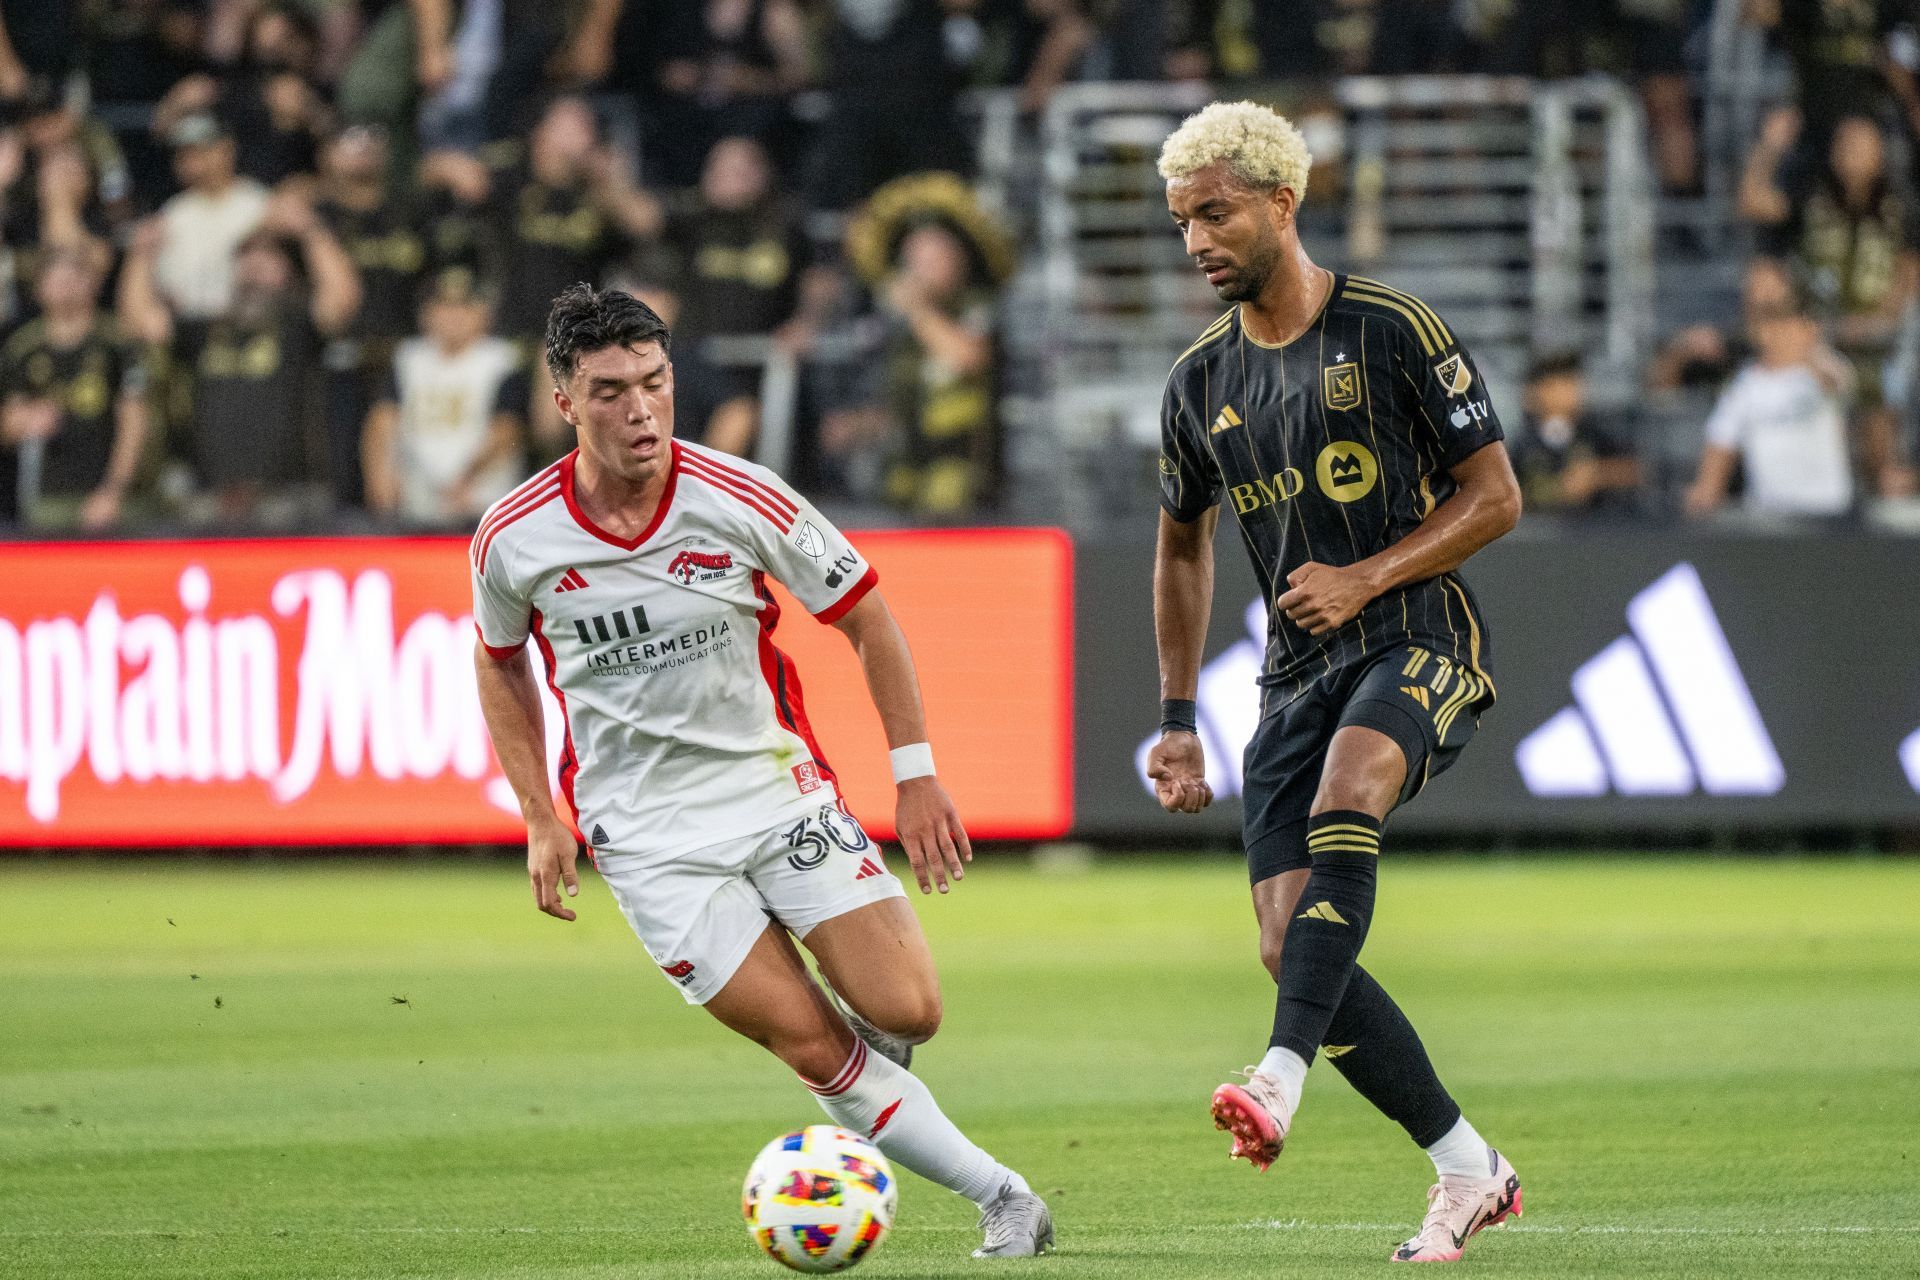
[1389,1149,1523,1262]
[1209,1069,1292,1171]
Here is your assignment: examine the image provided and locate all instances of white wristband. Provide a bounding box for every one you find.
[889,742,936,784]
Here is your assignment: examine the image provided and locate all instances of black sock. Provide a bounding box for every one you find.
[1268,810,1382,1061]
[1322,965,1463,1147]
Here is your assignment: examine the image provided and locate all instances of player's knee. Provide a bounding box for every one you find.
[873,988,943,1044]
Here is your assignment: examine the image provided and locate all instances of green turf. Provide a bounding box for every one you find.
[2,854,1916,1279]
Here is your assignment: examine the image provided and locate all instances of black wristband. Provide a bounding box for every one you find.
[1159,698,1198,736]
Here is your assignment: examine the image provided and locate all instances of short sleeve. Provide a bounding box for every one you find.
[471,540,532,657]
[720,454,877,622]
[1398,322,1506,470]
[1157,371,1221,521]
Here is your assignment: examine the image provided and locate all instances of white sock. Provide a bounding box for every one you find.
[1256,1045,1310,1116]
[804,1041,1028,1208]
[1425,1115,1493,1179]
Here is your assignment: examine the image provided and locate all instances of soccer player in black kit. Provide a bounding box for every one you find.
[1145,102,1526,1263]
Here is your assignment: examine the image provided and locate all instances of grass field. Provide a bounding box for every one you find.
[2,854,1917,1279]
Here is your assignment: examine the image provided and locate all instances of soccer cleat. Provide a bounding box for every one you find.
[972,1183,1054,1258]
[1389,1148,1523,1263]
[1210,1068,1292,1171]
[823,980,914,1070]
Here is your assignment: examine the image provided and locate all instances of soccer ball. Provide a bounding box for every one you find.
[742,1125,897,1273]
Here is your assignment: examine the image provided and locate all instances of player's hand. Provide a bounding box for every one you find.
[1147,731,1211,813]
[526,818,581,921]
[894,776,971,895]
[1278,561,1376,637]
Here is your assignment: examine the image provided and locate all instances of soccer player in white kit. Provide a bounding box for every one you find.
[470,284,1053,1259]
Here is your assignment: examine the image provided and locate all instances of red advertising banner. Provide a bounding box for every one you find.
[0,530,1073,847]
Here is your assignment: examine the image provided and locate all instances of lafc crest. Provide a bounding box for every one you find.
[1435,354,1472,398]
[1322,361,1361,411]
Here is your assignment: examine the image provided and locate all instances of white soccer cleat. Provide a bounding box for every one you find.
[972,1183,1054,1258]
[1389,1149,1523,1263]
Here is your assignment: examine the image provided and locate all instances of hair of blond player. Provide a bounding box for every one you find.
[1156,101,1311,200]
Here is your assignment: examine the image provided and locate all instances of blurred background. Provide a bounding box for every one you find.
[0,0,1917,850]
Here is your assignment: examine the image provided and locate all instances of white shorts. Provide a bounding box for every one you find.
[596,802,906,1005]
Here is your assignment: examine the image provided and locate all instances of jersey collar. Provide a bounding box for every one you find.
[560,442,679,551]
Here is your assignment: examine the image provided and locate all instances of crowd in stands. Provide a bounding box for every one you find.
[0,1,1916,532]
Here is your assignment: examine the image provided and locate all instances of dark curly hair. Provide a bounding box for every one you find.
[543,283,670,385]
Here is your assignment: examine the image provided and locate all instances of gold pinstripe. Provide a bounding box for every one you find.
[1348,276,1454,347]
[1173,310,1235,367]
[1341,287,1438,355]
[1441,574,1491,688]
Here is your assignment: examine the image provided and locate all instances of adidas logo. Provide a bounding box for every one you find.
[1516,563,1783,797]
[554,567,589,593]
[1210,405,1243,435]
[1399,684,1431,710]
[853,856,885,881]
[1296,900,1348,925]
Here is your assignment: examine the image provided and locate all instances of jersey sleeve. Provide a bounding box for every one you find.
[729,458,878,623]
[1397,321,1506,470]
[470,537,533,658]
[1158,369,1221,520]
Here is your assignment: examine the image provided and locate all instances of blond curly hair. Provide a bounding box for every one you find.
[1157,101,1311,199]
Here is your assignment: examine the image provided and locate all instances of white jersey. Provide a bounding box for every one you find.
[1703,362,1854,515]
[390,336,528,521]
[469,441,877,861]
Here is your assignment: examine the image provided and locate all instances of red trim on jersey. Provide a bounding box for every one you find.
[559,446,679,551]
[677,451,794,532]
[470,460,564,568]
[751,570,838,789]
[472,476,563,575]
[473,620,527,660]
[813,564,878,625]
[528,609,580,825]
[680,445,799,519]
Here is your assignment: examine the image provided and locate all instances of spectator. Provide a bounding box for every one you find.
[148,113,270,321]
[648,135,823,460]
[1746,0,1920,147]
[1650,257,1800,393]
[0,106,115,326]
[315,124,429,506]
[121,193,361,523]
[1686,291,1857,519]
[361,268,529,523]
[0,2,77,96]
[0,245,148,530]
[1,78,133,246]
[1741,109,1919,495]
[836,173,1015,516]
[1510,351,1643,514]
[636,0,811,185]
[423,95,661,345]
[809,0,971,210]
[152,5,335,188]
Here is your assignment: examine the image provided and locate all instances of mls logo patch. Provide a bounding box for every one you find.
[1322,362,1361,412]
[793,521,827,560]
[1435,354,1472,398]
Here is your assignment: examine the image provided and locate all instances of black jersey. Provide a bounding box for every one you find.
[1159,274,1506,711]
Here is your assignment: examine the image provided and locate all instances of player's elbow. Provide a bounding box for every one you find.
[1489,481,1522,536]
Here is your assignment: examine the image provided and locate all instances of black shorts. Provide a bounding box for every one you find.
[1242,642,1494,884]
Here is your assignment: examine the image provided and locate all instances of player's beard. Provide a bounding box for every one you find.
[1215,226,1283,303]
